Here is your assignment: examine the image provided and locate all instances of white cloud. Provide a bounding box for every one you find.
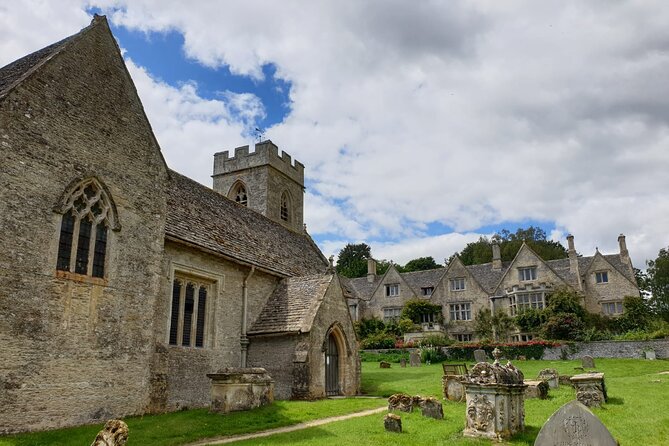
[3,1,669,267]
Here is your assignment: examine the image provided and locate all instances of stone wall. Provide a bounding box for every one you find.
[542,339,669,360]
[0,20,167,433]
[247,334,300,400]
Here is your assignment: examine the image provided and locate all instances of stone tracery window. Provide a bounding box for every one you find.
[231,182,248,206]
[280,191,290,221]
[56,178,116,278]
[169,276,209,347]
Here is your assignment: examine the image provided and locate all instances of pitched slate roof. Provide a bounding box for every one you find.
[166,170,328,277]
[0,17,101,99]
[340,275,381,301]
[467,261,511,294]
[248,274,333,335]
[402,268,446,294]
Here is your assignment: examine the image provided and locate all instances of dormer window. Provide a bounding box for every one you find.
[421,287,434,296]
[518,267,537,281]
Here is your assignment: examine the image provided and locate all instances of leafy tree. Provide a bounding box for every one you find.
[457,226,568,266]
[401,256,440,272]
[618,295,653,332]
[474,308,493,340]
[474,308,516,341]
[354,317,385,339]
[514,308,545,332]
[401,299,443,324]
[646,247,669,322]
[375,259,392,276]
[545,287,587,319]
[541,312,584,340]
[492,310,516,341]
[336,243,371,278]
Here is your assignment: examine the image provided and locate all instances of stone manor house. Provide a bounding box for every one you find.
[344,235,640,342]
[0,16,359,433]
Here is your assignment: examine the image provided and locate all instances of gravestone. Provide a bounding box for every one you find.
[442,375,466,402]
[537,368,559,389]
[380,361,391,368]
[524,380,549,399]
[90,420,129,446]
[410,350,421,367]
[571,373,607,408]
[384,413,402,433]
[420,397,444,420]
[645,350,656,360]
[473,349,488,363]
[400,358,407,367]
[207,368,274,413]
[534,400,617,446]
[388,393,419,412]
[558,375,573,386]
[581,355,595,369]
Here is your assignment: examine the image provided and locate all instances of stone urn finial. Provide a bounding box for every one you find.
[492,347,501,365]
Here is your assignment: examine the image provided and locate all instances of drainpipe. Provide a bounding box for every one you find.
[240,265,255,368]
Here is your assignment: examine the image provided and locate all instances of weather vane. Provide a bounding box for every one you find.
[254,127,265,142]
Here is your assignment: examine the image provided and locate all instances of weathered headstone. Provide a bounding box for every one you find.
[442,375,465,402]
[388,393,418,412]
[534,400,617,446]
[645,349,657,360]
[380,361,391,368]
[400,358,407,368]
[419,397,444,420]
[90,420,128,446]
[558,375,573,386]
[409,350,421,367]
[581,355,595,369]
[524,380,549,399]
[473,349,488,363]
[384,413,402,433]
[571,373,607,408]
[537,368,559,389]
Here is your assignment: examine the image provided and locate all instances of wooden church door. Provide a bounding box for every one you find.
[325,333,340,396]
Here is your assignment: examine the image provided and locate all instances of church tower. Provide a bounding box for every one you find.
[212,140,304,232]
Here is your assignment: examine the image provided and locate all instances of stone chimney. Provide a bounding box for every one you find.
[367,258,377,283]
[567,234,581,289]
[618,233,630,265]
[492,242,502,270]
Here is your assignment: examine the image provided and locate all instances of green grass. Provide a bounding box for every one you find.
[2,359,668,445]
[0,398,386,446]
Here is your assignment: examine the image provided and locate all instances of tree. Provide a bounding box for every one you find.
[474,308,516,341]
[618,295,652,332]
[539,287,586,340]
[336,243,371,278]
[401,299,443,324]
[401,256,440,272]
[646,247,669,322]
[456,226,568,266]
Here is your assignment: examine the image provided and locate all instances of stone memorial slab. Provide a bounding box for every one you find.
[537,368,559,389]
[571,373,607,408]
[473,349,488,363]
[524,380,549,399]
[384,413,402,433]
[581,355,595,369]
[534,400,617,446]
[400,358,407,367]
[442,375,465,402]
[409,350,421,367]
[558,375,573,386]
[645,349,656,360]
[91,420,129,446]
[420,397,444,420]
[207,368,274,413]
[388,393,419,412]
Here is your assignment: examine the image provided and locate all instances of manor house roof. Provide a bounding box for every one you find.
[166,170,328,277]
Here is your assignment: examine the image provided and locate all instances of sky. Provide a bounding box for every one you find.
[1,1,668,268]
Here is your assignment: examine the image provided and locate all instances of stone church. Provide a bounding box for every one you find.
[0,16,359,434]
[345,235,639,342]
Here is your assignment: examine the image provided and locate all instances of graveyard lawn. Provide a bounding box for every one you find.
[2,359,668,445]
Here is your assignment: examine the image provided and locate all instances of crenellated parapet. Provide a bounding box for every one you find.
[213,140,304,186]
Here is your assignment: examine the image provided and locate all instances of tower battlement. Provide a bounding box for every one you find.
[213,140,304,185]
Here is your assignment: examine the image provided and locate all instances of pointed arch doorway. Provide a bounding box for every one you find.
[325,332,340,396]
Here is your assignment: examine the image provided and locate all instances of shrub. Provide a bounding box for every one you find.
[618,295,653,332]
[417,334,452,347]
[359,332,396,349]
[359,350,409,363]
[445,340,560,361]
[355,318,385,339]
[420,346,447,363]
[401,299,443,324]
[515,308,545,332]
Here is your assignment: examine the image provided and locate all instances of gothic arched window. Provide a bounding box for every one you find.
[56,178,118,278]
[280,191,291,222]
[230,182,248,206]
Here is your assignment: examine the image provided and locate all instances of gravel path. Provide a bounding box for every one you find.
[184,406,387,445]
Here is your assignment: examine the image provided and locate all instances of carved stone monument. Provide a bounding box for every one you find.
[473,349,488,363]
[581,355,595,369]
[388,393,419,412]
[442,375,466,402]
[537,368,559,389]
[534,400,617,446]
[409,350,421,367]
[207,367,274,413]
[571,373,607,408]
[90,420,129,446]
[384,413,402,433]
[463,348,527,440]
